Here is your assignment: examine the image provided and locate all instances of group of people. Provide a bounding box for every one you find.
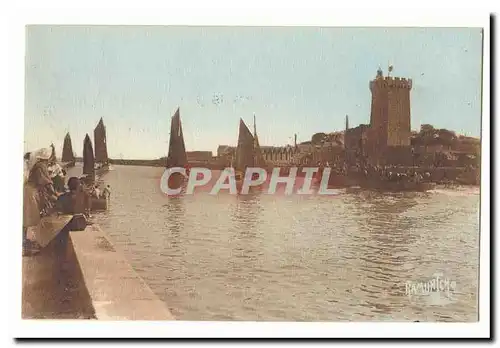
[312,158,435,185]
[89,182,111,199]
[356,163,431,184]
[23,147,111,255]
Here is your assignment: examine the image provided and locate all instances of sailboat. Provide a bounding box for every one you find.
[83,134,108,211]
[232,116,267,190]
[252,114,267,171]
[234,118,254,183]
[61,133,76,168]
[94,118,110,175]
[83,134,96,183]
[166,108,188,190]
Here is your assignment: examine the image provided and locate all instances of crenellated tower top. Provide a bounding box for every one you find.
[370,74,413,91]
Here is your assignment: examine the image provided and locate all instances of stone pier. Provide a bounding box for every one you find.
[22,216,173,320]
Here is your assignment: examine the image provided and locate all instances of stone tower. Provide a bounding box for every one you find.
[368,68,412,154]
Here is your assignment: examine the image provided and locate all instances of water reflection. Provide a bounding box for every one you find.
[344,192,421,316]
[164,196,186,237]
[231,193,262,234]
[229,193,263,266]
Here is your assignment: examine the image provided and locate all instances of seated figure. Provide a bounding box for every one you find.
[102,185,111,199]
[92,184,101,198]
[56,177,88,214]
[48,161,66,193]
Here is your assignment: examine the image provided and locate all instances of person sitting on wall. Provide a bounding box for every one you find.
[81,176,99,194]
[23,148,59,255]
[23,151,39,255]
[56,177,87,214]
[78,175,94,216]
[48,160,66,193]
[26,148,58,217]
[92,184,101,198]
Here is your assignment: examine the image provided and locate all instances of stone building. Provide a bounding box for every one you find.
[344,124,369,166]
[217,145,233,158]
[214,143,345,167]
[365,68,413,165]
[261,146,299,165]
[215,145,299,166]
[186,151,213,163]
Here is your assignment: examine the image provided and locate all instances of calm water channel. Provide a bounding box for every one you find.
[74,165,479,321]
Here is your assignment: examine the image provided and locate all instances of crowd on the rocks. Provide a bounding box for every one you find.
[314,160,432,185]
[23,147,111,256]
[355,164,430,184]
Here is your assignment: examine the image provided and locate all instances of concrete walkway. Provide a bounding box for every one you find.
[70,224,174,320]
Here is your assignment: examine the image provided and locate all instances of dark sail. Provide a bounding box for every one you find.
[83,134,95,181]
[235,118,255,172]
[178,117,187,164]
[61,133,75,162]
[94,118,108,164]
[252,115,266,169]
[166,108,188,168]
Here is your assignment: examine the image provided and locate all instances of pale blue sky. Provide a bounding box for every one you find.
[25,26,483,159]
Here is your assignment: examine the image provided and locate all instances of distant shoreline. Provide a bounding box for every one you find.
[75,158,166,167]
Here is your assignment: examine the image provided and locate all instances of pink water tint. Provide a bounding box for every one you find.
[188,170,328,196]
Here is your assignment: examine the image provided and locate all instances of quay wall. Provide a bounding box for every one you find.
[22,229,96,319]
[69,224,174,320]
[22,222,174,320]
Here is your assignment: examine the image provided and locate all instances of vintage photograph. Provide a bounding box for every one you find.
[21,25,483,327]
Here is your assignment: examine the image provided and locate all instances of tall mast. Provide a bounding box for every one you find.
[49,143,56,162]
[253,113,257,138]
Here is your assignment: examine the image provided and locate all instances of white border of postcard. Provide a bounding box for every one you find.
[3,0,491,339]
